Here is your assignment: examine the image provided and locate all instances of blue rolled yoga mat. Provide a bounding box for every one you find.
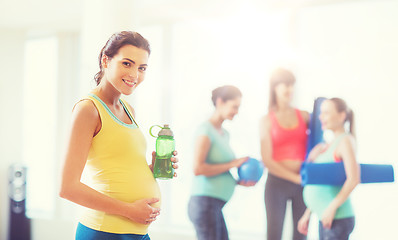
[301,162,395,185]
[305,97,326,158]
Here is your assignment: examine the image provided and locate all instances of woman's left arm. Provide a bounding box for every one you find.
[321,135,360,228]
[300,110,310,126]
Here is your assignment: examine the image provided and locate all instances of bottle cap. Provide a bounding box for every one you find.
[158,124,173,137]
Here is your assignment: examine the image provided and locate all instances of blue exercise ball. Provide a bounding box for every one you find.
[238,158,264,182]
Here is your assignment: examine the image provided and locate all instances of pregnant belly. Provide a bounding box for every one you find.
[93,170,162,208]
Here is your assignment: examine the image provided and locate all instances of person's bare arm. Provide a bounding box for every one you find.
[300,110,310,126]
[193,135,247,177]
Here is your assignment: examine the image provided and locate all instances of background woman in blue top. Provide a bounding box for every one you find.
[187,85,256,240]
[298,98,360,240]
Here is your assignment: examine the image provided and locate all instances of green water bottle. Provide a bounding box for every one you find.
[150,124,175,179]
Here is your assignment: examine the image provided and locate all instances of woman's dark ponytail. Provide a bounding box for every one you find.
[330,98,355,137]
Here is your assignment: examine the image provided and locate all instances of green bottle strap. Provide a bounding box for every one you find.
[149,125,163,138]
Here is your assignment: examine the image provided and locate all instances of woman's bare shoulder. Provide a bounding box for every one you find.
[72,99,100,123]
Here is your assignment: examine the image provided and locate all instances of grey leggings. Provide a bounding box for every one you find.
[265,174,307,240]
[188,196,228,240]
[319,217,355,240]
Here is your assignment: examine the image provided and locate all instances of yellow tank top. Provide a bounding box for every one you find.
[79,94,161,234]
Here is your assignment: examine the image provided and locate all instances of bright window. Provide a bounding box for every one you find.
[22,36,58,218]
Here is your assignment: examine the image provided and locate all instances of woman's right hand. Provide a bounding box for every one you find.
[124,198,161,225]
[238,180,257,187]
[297,210,311,235]
[307,143,327,162]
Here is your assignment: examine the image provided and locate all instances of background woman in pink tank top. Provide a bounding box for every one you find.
[259,68,310,240]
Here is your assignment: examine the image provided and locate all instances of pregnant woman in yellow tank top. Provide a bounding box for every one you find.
[59,31,178,240]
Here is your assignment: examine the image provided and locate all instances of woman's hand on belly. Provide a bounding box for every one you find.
[122,198,161,225]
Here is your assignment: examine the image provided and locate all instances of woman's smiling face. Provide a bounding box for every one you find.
[102,44,149,95]
[319,100,346,131]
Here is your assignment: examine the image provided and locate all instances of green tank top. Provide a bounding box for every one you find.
[190,121,237,202]
[303,133,355,219]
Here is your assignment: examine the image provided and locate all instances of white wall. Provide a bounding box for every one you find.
[0,29,26,240]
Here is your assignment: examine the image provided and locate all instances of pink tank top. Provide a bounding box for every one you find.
[270,109,308,162]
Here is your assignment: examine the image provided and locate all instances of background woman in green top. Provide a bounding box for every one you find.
[187,85,256,240]
[298,98,360,240]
